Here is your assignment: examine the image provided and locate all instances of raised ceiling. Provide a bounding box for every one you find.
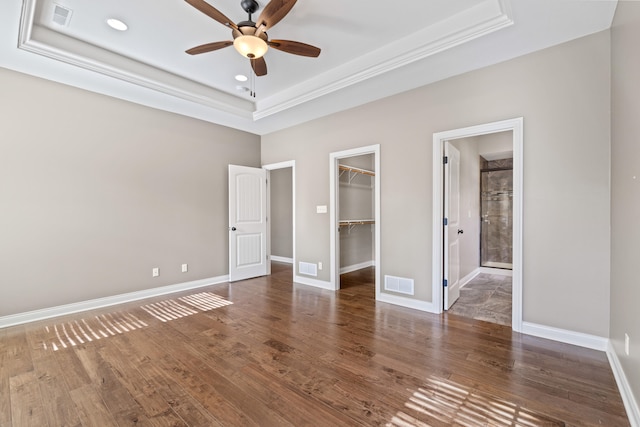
[2,0,618,135]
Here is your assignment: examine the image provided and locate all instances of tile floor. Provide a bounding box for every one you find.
[448,272,512,326]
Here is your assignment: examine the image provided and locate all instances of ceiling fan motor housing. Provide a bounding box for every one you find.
[240,0,259,15]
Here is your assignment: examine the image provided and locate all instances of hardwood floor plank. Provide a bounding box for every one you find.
[32,355,81,426]
[68,385,118,427]
[9,371,48,427]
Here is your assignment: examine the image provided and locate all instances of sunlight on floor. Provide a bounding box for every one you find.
[39,291,232,351]
[387,376,562,427]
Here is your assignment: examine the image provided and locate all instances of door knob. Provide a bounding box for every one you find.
[230,227,237,231]
[457,229,464,234]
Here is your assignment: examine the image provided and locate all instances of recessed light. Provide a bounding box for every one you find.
[235,74,248,82]
[107,18,128,31]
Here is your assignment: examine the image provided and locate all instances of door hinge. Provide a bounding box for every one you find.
[443,217,448,226]
[443,279,448,287]
[443,156,448,164]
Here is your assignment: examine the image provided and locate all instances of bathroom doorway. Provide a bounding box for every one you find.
[431,118,523,332]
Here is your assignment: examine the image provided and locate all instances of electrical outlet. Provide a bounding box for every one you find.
[181,263,188,273]
[318,262,323,270]
[625,333,630,356]
[152,267,159,277]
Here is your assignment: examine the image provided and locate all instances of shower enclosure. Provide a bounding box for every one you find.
[480,158,513,269]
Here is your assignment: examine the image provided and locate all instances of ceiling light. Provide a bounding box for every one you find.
[106,18,128,31]
[233,35,268,59]
[235,74,248,82]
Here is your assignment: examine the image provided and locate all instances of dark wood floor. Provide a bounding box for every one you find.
[0,263,629,426]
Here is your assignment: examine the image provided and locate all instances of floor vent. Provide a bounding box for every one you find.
[385,275,414,295]
[52,4,73,27]
[299,261,318,277]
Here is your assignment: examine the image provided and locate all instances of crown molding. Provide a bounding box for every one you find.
[19,0,254,120]
[253,0,513,120]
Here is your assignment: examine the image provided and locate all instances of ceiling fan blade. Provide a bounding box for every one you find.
[268,40,321,57]
[251,57,267,76]
[184,0,238,30]
[186,41,234,55]
[256,0,297,31]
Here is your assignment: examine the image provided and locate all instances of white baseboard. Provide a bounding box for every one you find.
[607,341,640,427]
[294,275,335,290]
[459,268,481,289]
[340,260,375,274]
[0,275,229,329]
[479,267,513,276]
[271,256,293,264]
[377,292,439,313]
[521,321,608,351]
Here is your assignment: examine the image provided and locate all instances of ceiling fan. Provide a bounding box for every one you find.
[184,0,321,77]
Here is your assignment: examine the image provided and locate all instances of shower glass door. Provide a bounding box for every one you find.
[480,168,513,269]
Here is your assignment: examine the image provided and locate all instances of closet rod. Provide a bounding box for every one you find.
[338,164,375,177]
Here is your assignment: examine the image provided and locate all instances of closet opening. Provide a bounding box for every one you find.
[329,145,380,294]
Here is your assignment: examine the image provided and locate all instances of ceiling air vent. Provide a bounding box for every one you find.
[52,4,72,27]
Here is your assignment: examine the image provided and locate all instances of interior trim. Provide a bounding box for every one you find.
[522,321,608,351]
[0,275,230,329]
[607,341,640,427]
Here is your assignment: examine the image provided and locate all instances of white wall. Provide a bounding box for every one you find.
[262,31,611,337]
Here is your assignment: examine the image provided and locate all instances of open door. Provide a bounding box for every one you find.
[228,165,267,282]
[444,142,461,309]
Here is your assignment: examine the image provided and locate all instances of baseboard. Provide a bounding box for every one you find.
[459,268,481,289]
[0,275,229,329]
[294,275,335,290]
[607,341,640,427]
[377,292,439,313]
[521,321,608,351]
[271,256,293,264]
[340,260,375,274]
[479,267,513,276]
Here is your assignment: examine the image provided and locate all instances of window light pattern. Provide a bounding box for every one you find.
[178,291,234,312]
[38,291,232,351]
[41,312,148,352]
[388,376,563,427]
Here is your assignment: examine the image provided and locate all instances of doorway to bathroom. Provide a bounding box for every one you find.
[431,118,523,332]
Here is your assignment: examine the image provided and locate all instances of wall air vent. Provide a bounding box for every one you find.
[299,261,318,277]
[52,4,73,27]
[384,275,415,295]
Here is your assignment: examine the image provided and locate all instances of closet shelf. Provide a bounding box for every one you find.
[339,164,375,184]
[339,219,375,233]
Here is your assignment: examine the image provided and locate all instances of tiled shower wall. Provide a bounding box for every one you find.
[480,158,513,267]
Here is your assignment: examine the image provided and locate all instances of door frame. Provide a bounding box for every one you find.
[431,118,523,332]
[330,145,380,293]
[263,160,296,280]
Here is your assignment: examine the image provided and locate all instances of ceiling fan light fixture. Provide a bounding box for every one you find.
[233,35,268,59]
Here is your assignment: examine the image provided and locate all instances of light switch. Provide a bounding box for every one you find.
[316,205,327,214]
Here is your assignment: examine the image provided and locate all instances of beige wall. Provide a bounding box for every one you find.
[611,0,640,410]
[0,68,260,317]
[262,31,611,336]
[269,168,293,259]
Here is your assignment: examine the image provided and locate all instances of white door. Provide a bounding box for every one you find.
[228,165,267,282]
[444,142,461,309]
